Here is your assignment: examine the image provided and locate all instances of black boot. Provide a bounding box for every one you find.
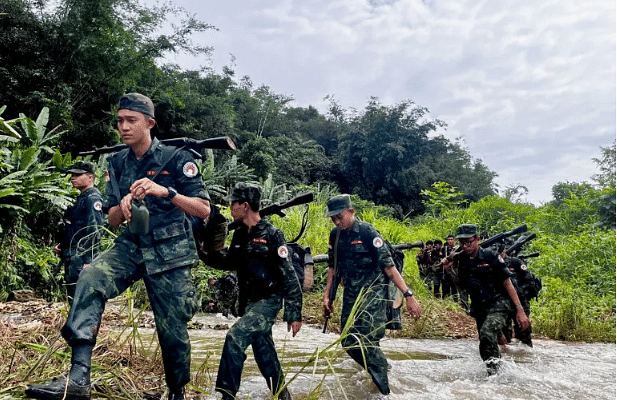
[277,387,292,400]
[25,376,91,400]
[168,387,184,400]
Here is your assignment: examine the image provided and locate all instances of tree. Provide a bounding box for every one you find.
[592,141,616,189]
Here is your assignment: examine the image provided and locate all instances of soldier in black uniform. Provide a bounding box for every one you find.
[201,183,302,400]
[431,239,445,298]
[322,194,421,395]
[416,240,434,292]
[443,224,530,375]
[56,161,105,304]
[26,93,211,400]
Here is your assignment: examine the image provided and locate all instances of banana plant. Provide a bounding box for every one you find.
[0,107,74,224]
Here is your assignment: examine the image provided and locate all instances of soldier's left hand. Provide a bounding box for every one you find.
[288,321,302,337]
[130,178,168,199]
[406,296,422,319]
[516,311,531,332]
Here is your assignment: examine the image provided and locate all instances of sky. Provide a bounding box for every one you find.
[155,0,615,205]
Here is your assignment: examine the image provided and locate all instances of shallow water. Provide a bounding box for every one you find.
[138,313,616,400]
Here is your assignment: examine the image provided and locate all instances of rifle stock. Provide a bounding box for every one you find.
[505,233,537,256]
[227,192,315,231]
[79,136,236,158]
[518,252,540,260]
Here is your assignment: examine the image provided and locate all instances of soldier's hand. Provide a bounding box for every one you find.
[442,258,453,271]
[130,177,168,199]
[406,296,422,319]
[322,298,332,318]
[54,244,61,255]
[119,193,134,221]
[516,310,531,332]
[288,321,302,337]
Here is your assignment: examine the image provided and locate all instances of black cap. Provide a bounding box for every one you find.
[119,93,155,118]
[227,182,261,210]
[325,194,352,217]
[67,161,96,174]
[456,224,478,239]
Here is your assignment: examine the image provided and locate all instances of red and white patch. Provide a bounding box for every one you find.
[373,237,384,248]
[183,162,199,178]
[93,201,103,211]
[351,240,363,245]
[278,245,289,258]
[521,264,528,271]
[252,238,267,244]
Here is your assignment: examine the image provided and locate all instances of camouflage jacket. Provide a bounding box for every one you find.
[104,137,210,274]
[328,220,394,306]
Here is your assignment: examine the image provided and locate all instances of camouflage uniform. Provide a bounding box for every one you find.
[61,137,209,392]
[60,186,104,302]
[453,248,514,364]
[328,219,393,395]
[205,218,302,398]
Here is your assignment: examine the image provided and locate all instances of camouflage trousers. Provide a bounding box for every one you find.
[61,244,197,391]
[472,297,512,362]
[215,293,284,398]
[341,289,389,395]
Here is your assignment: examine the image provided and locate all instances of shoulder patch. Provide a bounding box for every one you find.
[521,264,528,271]
[278,245,289,258]
[93,201,103,211]
[183,162,199,178]
[373,237,384,248]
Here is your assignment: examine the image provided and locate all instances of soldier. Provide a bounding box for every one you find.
[201,183,302,400]
[431,239,445,298]
[417,240,434,292]
[443,224,530,375]
[26,93,211,400]
[56,161,105,305]
[499,245,540,347]
[322,194,421,395]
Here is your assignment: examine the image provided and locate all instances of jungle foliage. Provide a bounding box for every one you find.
[0,0,614,343]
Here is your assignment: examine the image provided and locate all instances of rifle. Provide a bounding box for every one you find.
[505,233,537,257]
[438,224,529,268]
[227,192,315,231]
[518,252,540,261]
[312,241,424,264]
[79,136,236,159]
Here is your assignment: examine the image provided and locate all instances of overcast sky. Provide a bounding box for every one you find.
[156,0,615,205]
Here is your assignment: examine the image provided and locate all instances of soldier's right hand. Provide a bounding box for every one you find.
[322,298,332,318]
[119,193,134,222]
[442,258,453,271]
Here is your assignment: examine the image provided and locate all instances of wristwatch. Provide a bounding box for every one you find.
[403,289,414,298]
[167,187,178,200]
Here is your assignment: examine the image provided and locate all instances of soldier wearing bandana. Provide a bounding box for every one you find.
[26,93,211,400]
[56,161,105,305]
[322,194,421,395]
[201,182,302,400]
[443,224,531,375]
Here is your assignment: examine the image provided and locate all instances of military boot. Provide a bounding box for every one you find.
[25,376,90,400]
[168,387,184,400]
[277,387,292,400]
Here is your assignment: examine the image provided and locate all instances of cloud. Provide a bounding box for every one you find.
[158,0,615,204]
